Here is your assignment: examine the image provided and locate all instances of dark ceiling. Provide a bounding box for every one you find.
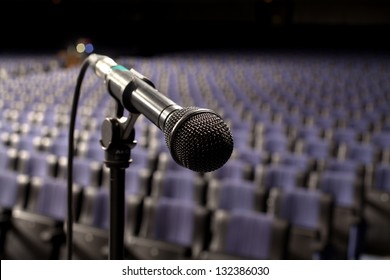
[1,0,389,55]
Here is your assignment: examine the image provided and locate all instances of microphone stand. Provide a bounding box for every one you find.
[100,102,140,260]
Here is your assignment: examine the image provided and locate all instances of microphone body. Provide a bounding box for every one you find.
[89,54,233,173]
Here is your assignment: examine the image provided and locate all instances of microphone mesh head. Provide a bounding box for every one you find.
[163,107,234,173]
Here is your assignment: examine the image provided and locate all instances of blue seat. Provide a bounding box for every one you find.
[255,164,301,193]
[82,143,105,162]
[362,164,390,257]
[235,147,264,180]
[124,166,152,197]
[66,187,108,259]
[332,128,357,146]
[63,184,143,260]
[150,170,206,204]
[346,142,375,165]
[273,151,313,179]
[262,133,289,157]
[303,138,330,161]
[155,151,195,174]
[47,137,70,158]
[371,164,390,192]
[235,147,264,167]
[129,147,154,170]
[11,133,40,152]
[17,150,57,179]
[296,125,321,141]
[125,197,209,259]
[205,159,252,182]
[100,164,151,195]
[0,170,29,256]
[268,188,333,259]
[0,144,17,171]
[2,177,81,259]
[317,170,363,259]
[0,170,27,210]
[200,209,288,259]
[57,156,102,188]
[206,178,266,212]
[324,158,359,175]
[371,132,390,150]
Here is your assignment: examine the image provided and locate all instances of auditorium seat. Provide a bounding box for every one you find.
[255,164,303,195]
[361,163,390,257]
[371,132,390,163]
[346,142,375,165]
[272,152,314,184]
[302,138,331,162]
[206,178,266,212]
[126,166,153,195]
[150,170,206,205]
[205,159,252,182]
[324,158,360,176]
[8,133,41,152]
[46,138,70,158]
[267,188,334,259]
[332,127,358,146]
[233,147,264,180]
[0,170,29,257]
[2,177,81,259]
[234,146,264,167]
[123,146,156,171]
[155,151,197,175]
[258,132,289,162]
[101,164,152,196]
[125,197,210,260]
[57,156,102,188]
[255,122,292,161]
[199,209,288,259]
[16,150,57,179]
[0,144,18,171]
[315,170,364,259]
[371,132,390,150]
[61,185,142,260]
[296,125,321,142]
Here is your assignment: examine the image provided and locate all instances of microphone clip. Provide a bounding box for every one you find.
[100,99,140,169]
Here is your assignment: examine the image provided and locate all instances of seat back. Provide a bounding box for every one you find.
[319,171,359,208]
[207,178,265,212]
[362,164,390,257]
[269,188,333,259]
[151,170,205,204]
[257,164,301,192]
[317,170,363,259]
[34,177,69,220]
[2,177,80,259]
[128,197,209,259]
[17,150,57,179]
[0,170,28,210]
[204,209,288,259]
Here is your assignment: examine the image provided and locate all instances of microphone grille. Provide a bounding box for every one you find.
[163,107,234,173]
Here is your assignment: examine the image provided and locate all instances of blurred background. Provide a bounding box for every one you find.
[0,0,389,261]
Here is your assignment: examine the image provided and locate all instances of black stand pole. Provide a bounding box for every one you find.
[100,116,138,260]
[108,167,126,260]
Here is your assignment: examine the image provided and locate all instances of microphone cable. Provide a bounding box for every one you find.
[67,56,92,260]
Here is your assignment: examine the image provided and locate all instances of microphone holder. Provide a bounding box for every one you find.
[100,102,140,260]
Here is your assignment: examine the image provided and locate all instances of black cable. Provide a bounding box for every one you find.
[67,56,91,260]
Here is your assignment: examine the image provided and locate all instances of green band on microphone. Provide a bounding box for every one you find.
[112,65,128,71]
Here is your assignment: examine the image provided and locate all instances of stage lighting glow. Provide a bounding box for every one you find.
[85,43,94,53]
[76,43,86,53]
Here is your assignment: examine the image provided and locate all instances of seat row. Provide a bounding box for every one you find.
[1,155,389,260]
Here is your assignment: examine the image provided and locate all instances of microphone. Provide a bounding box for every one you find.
[88,54,234,173]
